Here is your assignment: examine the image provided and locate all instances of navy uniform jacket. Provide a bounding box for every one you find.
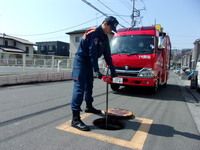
[72,25,115,79]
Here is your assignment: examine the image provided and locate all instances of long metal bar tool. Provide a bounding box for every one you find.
[105,67,109,129]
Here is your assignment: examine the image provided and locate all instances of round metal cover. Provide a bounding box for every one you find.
[106,108,134,119]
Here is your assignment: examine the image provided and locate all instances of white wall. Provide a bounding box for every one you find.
[0,38,14,46]
[69,33,83,57]
[69,33,114,58]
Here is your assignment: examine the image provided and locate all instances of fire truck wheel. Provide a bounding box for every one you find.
[110,84,120,91]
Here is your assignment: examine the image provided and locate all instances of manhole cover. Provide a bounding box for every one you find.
[106,108,134,119]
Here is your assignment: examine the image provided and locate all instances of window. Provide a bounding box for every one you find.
[41,46,46,51]
[26,47,29,53]
[111,35,155,55]
[75,36,81,42]
[5,40,8,46]
[14,41,17,46]
[48,45,54,51]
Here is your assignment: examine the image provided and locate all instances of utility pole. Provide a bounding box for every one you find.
[131,0,144,27]
[131,0,135,27]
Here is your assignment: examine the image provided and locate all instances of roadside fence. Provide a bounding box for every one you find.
[0,52,106,86]
[0,52,73,76]
[0,52,74,86]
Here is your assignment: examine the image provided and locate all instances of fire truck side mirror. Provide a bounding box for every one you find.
[158,32,166,50]
[158,36,166,49]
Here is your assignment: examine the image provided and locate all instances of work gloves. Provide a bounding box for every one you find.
[96,71,118,79]
[96,71,103,79]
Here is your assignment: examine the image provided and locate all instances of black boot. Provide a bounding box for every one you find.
[85,103,102,114]
[71,110,90,131]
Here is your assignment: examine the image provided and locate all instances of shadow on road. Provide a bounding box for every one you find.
[112,83,184,102]
[89,117,200,141]
[148,123,200,140]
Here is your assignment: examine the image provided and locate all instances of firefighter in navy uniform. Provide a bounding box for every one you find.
[71,16,119,131]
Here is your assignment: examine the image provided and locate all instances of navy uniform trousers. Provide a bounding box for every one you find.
[71,54,94,111]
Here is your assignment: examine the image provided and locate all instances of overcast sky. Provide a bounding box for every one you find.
[0,0,199,49]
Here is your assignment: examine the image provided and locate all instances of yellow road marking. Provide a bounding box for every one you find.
[56,113,153,150]
[131,117,153,149]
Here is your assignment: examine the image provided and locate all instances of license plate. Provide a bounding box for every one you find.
[113,77,123,84]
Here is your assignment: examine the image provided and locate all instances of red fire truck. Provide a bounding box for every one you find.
[103,25,171,94]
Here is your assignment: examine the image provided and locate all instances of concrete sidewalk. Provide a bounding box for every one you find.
[176,72,200,103]
[176,71,200,134]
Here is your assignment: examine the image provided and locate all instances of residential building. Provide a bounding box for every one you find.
[66,27,114,57]
[181,49,192,70]
[0,33,35,54]
[36,41,69,56]
[192,38,200,69]
[171,49,182,69]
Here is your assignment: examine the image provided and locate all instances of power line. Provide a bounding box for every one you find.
[119,0,132,10]
[98,0,131,26]
[82,0,126,28]
[140,0,146,10]
[82,0,108,17]
[124,0,132,5]
[33,35,68,41]
[107,14,130,17]
[9,15,104,37]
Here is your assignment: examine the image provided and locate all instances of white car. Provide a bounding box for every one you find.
[174,68,181,74]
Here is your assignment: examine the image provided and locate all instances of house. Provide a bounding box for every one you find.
[192,38,200,69]
[171,49,182,69]
[181,49,192,70]
[0,33,35,54]
[66,27,114,57]
[36,41,69,56]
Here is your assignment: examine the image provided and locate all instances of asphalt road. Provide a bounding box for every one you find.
[0,72,200,150]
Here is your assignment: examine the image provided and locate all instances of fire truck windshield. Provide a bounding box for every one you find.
[111,35,155,55]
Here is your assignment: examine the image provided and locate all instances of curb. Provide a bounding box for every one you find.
[176,73,200,103]
[185,87,200,103]
[0,72,72,86]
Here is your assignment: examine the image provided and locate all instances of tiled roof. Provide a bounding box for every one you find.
[0,33,35,45]
[0,46,25,53]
